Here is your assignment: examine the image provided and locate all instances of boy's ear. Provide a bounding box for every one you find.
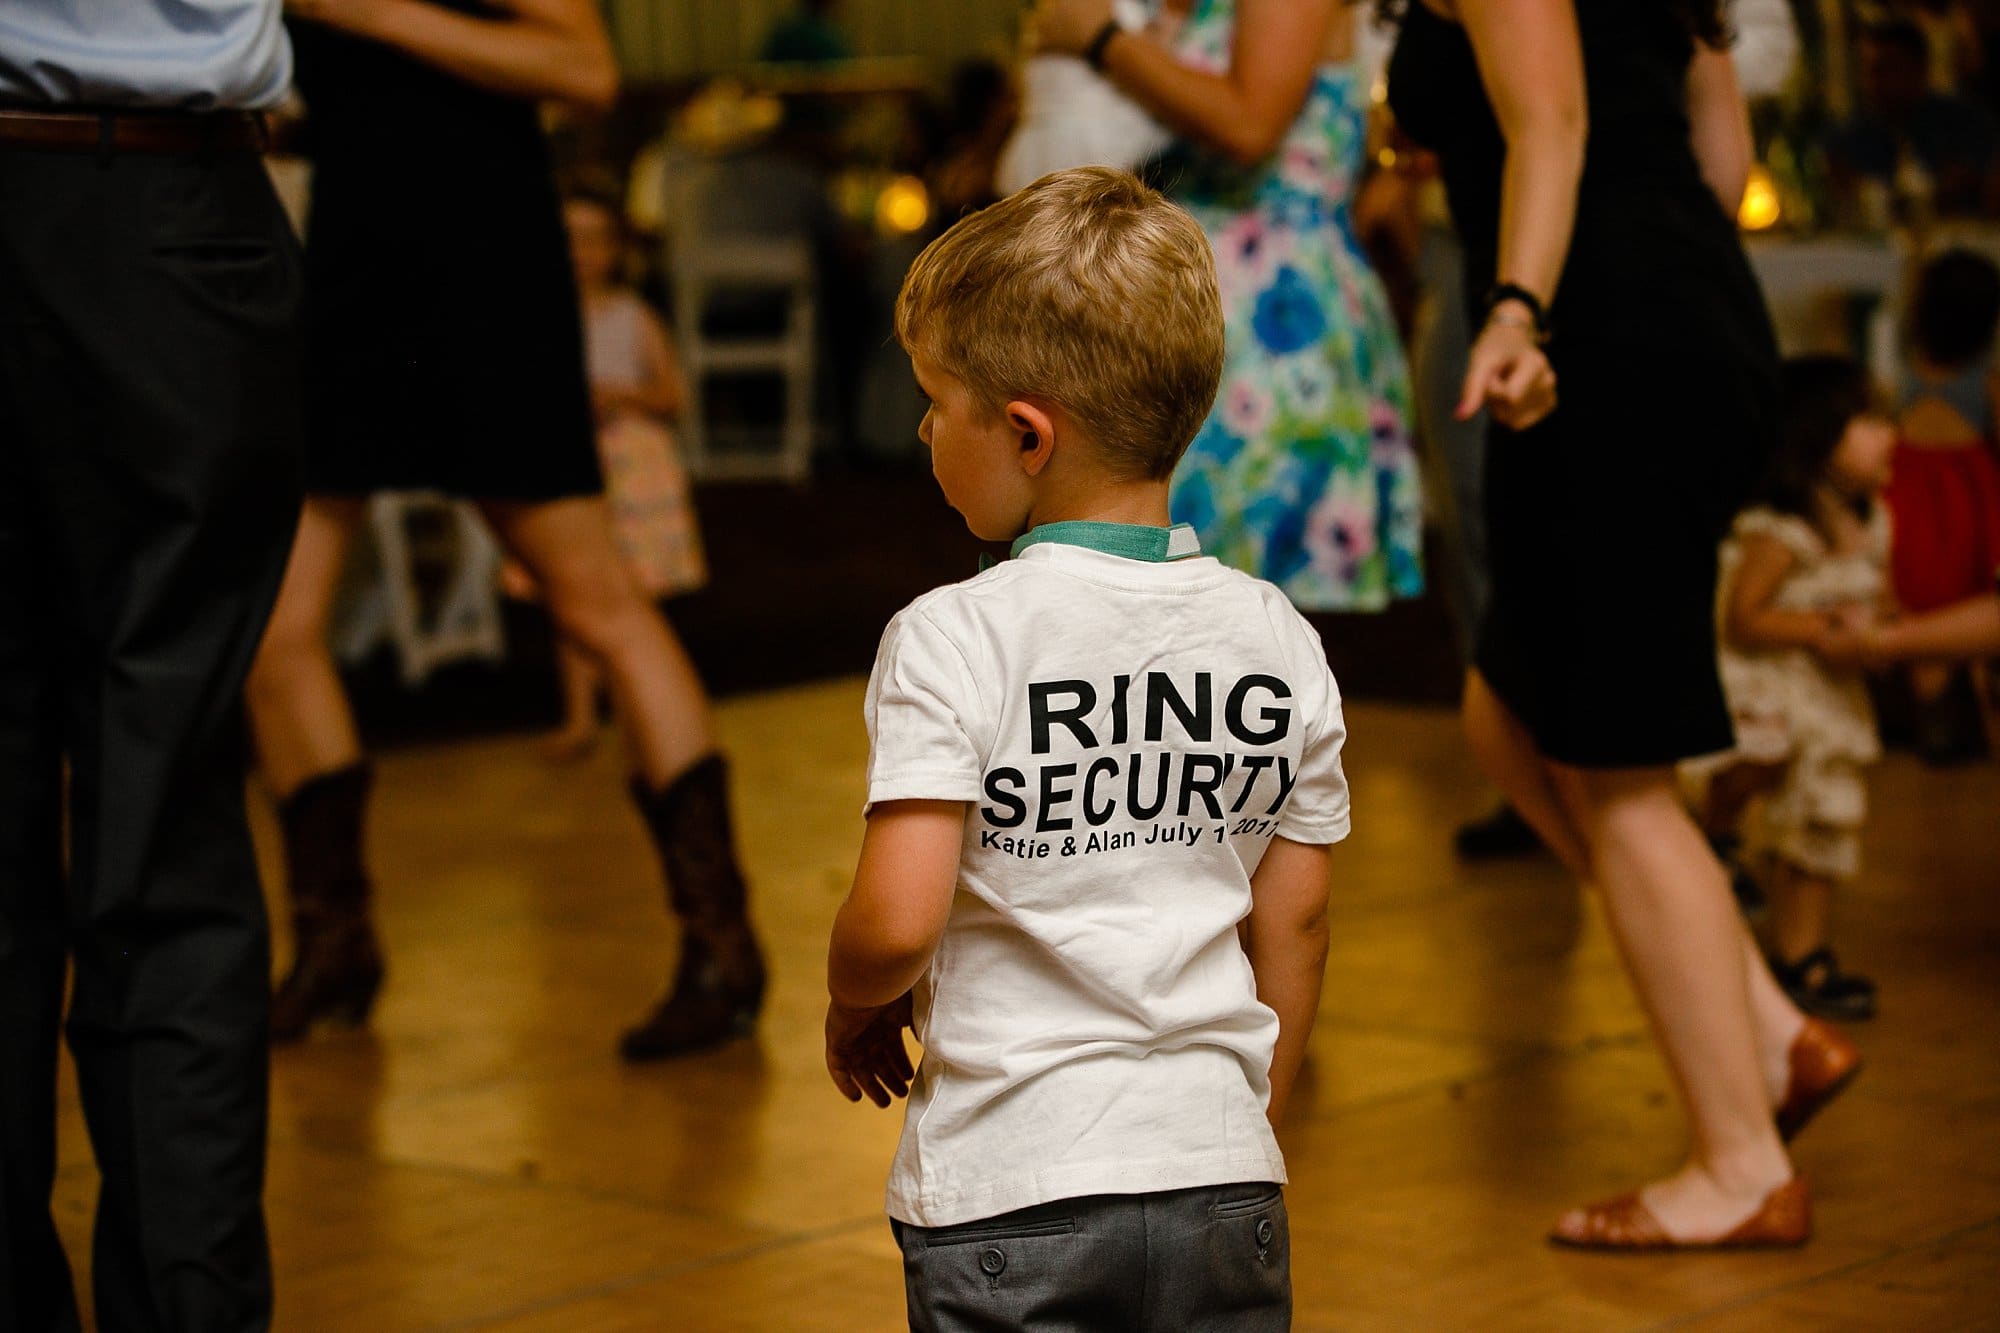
[1007,400,1058,477]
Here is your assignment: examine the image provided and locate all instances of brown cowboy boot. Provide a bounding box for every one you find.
[269,763,385,1043]
[619,754,766,1060]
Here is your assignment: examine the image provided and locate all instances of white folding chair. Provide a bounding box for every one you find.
[662,151,820,482]
[344,492,507,687]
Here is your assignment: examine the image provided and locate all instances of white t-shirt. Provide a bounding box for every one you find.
[864,532,1350,1227]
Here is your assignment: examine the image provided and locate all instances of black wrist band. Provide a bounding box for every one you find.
[1484,282,1549,340]
[1084,18,1123,71]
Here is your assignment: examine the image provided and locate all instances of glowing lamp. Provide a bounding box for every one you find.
[876,175,932,236]
[1738,164,1781,231]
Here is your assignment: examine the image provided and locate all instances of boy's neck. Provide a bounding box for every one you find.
[1022,482,1173,534]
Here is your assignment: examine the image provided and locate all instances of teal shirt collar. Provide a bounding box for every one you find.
[1008,520,1203,563]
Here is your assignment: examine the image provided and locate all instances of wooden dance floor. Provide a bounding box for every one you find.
[50,685,2000,1329]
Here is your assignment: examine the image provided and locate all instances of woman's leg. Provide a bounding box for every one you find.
[246,497,367,794]
[1462,671,1592,878]
[245,497,385,1040]
[1548,764,1794,1238]
[1742,925,1809,1103]
[482,497,713,786]
[484,497,762,1058]
[543,635,603,763]
[1469,675,1806,1110]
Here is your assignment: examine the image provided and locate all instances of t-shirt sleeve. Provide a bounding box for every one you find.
[1272,608,1351,844]
[863,608,987,813]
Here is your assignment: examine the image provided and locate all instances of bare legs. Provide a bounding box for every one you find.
[1462,672,1590,876]
[544,639,603,763]
[247,497,367,797]
[249,498,378,1040]
[1463,671,1806,1238]
[248,493,736,1046]
[249,496,715,797]
[482,498,714,787]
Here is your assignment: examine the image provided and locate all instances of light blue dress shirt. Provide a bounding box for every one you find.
[0,0,292,110]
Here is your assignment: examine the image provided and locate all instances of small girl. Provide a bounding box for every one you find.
[1692,356,1898,1020]
[513,185,708,760]
[1887,247,2000,763]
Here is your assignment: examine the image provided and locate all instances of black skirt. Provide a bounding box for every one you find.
[1472,194,1780,768]
[291,9,600,501]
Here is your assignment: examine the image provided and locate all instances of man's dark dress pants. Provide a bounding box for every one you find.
[0,134,302,1332]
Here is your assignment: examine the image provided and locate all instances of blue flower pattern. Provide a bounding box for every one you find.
[1163,0,1423,611]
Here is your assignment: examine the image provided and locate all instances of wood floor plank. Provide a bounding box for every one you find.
[1663,1221,2000,1331]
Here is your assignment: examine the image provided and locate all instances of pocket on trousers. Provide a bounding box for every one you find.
[901,1206,1100,1333]
[146,156,302,326]
[151,236,293,314]
[1208,1185,1284,1220]
[1201,1186,1291,1320]
[918,1216,1078,1247]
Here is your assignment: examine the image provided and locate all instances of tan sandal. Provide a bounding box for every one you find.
[1549,1177,1811,1251]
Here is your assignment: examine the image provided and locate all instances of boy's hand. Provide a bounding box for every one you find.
[826,992,916,1108]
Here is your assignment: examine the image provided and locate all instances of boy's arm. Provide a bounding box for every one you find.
[826,800,965,1106]
[828,799,965,1009]
[1244,835,1333,1128]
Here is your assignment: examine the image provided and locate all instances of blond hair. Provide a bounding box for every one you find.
[895,167,1224,480]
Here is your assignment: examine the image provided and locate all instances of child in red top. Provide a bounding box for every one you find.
[1886,247,2000,761]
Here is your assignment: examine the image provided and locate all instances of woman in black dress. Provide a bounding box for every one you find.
[1387,0,1859,1247]
[255,0,764,1061]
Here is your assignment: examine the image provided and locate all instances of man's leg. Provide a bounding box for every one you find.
[0,309,81,1331]
[1,143,302,1331]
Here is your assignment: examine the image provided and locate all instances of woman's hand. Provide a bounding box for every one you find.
[1033,0,1117,56]
[1457,315,1556,430]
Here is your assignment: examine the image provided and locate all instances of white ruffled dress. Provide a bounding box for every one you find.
[1697,507,1888,880]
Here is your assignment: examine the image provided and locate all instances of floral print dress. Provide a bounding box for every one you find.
[1159,0,1422,610]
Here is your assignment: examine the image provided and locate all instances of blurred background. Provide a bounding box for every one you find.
[265,0,2000,758]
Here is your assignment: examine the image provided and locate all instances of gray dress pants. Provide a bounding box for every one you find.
[894,1182,1291,1332]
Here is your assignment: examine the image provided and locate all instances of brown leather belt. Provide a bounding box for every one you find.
[0,108,266,154]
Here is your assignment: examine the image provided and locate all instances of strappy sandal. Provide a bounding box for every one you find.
[1550,1178,1811,1251]
[1770,947,1877,1022]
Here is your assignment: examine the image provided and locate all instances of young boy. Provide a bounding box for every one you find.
[826,167,1350,1331]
